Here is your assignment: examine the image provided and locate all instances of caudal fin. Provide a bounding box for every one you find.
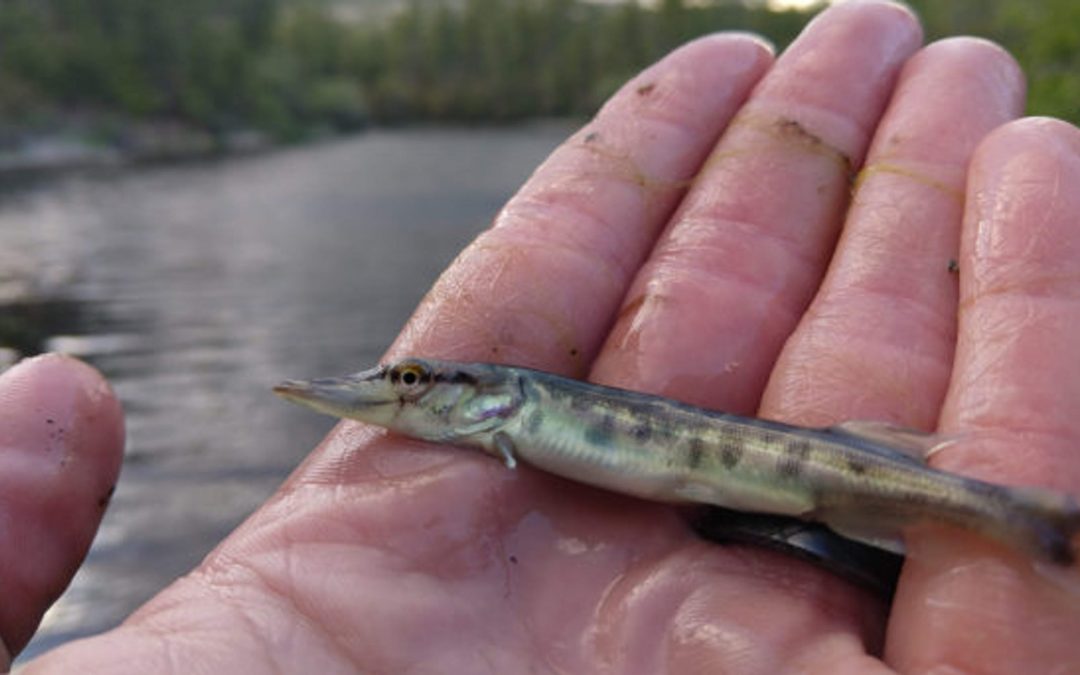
[1003,485,1080,567]
[982,485,1080,595]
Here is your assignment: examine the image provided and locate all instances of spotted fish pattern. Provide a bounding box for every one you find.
[275,358,1080,567]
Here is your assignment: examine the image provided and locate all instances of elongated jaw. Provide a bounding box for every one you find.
[273,368,394,422]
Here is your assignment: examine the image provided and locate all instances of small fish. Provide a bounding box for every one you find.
[274,358,1080,568]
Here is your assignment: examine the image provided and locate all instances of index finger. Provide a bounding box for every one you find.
[390,33,772,372]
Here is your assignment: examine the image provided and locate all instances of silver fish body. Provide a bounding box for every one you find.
[274,357,1080,566]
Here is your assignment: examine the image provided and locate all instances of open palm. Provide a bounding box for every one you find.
[9,2,1080,672]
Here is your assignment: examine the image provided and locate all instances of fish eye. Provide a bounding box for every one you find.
[388,360,432,394]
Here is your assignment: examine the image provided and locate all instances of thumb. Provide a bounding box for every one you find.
[0,355,124,668]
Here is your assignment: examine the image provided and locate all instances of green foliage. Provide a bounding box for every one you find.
[355,0,813,123]
[0,0,1077,140]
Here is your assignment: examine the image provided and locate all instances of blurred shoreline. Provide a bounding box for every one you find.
[0,118,278,176]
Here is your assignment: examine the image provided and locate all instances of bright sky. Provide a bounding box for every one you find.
[765,0,831,9]
[583,0,832,10]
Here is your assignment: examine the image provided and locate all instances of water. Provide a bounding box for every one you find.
[0,122,575,662]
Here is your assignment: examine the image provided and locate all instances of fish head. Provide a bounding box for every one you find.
[273,358,524,443]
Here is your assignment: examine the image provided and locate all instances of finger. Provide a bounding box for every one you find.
[592,0,921,415]
[304,31,773,501]
[887,119,1080,671]
[585,2,922,671]
[393,33,773,373]
[0,355,124,664]
[762,37,1025,427]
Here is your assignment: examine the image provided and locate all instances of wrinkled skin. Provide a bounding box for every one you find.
[7,2,1080,673]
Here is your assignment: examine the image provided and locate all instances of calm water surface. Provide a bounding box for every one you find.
[1,123,575,662]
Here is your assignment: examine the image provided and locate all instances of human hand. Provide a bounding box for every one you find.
[17,1,1080,672]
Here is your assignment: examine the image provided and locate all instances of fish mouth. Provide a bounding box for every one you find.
[273,368,394,416]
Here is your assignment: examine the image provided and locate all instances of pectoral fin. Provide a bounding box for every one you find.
[493,431,517,469]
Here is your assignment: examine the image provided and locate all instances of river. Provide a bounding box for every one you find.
[1,122,576,663]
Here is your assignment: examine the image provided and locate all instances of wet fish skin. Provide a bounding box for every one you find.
[274,357,1080,566]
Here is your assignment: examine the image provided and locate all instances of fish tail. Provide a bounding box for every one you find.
[997,485,1080,567]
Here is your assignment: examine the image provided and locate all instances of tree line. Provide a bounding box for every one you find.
[0,0,1076,144]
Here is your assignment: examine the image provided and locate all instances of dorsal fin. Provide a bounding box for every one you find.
[827,420,956,462]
